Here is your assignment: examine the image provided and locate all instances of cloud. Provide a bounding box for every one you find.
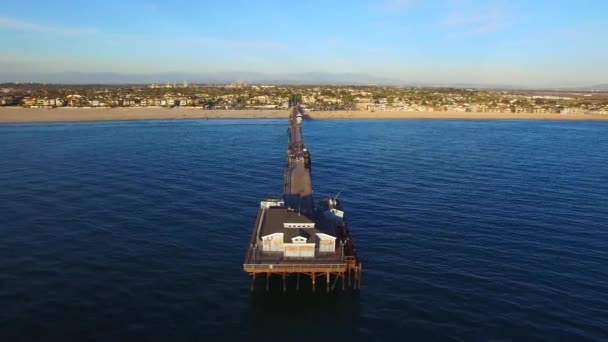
[170,37,285,50]
[0,16,97,36]
[367,47,386,53]
[444,2,510,33]
[0,53,89,73]
[373,0,419,13]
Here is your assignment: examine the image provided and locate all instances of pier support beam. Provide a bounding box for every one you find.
[296,273,300,291]
[353,265,361,290]
[250,273,256,292]
[282,273,287,292]
[326,272,330,292]
[311,272,316,292]
[331,273,340,291]
[266,272,270,292]
[358,265,362,289]
[347,268,351,288]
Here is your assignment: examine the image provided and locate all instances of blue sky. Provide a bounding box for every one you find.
[1,0,607,86]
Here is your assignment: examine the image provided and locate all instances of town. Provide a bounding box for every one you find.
[1,82,608,115]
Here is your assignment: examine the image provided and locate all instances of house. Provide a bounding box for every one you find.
[22,97,35,107]
[450,105,467,112]
[302,95,315,104]
[67,95,82,107]
[253,95,269,104]
[163,98,177,107]
[367,103,386,111]
[89,100,103,107]
[54,98,66,107]
[257,200,336,258]
[561,107,586,115]
[354,97,372,110]
[121,99,136,107]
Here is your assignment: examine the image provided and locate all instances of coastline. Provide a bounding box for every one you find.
[1,107,607,123]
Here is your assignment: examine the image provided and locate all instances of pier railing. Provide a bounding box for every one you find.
[243,263,346,272]
[245,244,347,263]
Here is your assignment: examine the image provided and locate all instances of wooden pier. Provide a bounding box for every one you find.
[243,100,361,292]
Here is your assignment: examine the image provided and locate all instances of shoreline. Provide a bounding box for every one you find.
[1,107,608,123]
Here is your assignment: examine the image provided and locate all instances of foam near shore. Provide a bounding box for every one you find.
[1,107,607,123]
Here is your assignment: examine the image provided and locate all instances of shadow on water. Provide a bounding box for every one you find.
[302,113,313,121]
[247,275,362,338]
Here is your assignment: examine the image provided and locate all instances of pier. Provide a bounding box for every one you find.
[243,100,361,292]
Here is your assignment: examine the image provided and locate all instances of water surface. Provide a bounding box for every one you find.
[1,119,607,341]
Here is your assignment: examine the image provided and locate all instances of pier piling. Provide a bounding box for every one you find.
[282,273,287,292]
[266,272,270,292]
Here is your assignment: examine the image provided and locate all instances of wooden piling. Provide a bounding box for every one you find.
[358,265,362,289]
[266,272,270,292]
[347,268,351,288]
[331,273,340,291]
[282,273,287,292]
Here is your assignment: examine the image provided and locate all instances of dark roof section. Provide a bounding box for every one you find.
[259,207,320,243]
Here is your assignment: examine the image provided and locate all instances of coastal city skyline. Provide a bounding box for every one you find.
[1,0,607,87]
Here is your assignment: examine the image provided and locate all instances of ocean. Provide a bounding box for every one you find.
[1,119,607,341]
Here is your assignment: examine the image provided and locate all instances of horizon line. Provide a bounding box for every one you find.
[1,81,607,93]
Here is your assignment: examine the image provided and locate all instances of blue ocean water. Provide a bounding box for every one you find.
[1,119,607,341]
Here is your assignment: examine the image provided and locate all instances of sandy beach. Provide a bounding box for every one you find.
[1,107,607,123]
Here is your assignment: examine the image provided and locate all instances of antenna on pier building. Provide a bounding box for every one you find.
[333,186,347,202]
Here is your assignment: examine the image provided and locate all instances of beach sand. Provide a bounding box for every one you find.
[1,107,607,123]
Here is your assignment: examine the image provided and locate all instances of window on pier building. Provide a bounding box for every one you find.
[283,223,315,228]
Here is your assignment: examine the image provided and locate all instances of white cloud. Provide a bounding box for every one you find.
[444,2,510,33]
[367,47,386,53]
[373,0,419,13]
[0,16,97,35]
[0,53,92,73]
[169,37,285,50]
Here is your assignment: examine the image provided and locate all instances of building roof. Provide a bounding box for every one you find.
[259,207,320,243]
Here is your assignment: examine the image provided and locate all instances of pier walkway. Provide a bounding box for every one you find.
[283,105,313,215]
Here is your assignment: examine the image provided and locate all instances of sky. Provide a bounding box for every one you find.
[1,0,607,86]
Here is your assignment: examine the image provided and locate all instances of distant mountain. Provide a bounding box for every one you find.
[589,84,608,91]
[0,71,604,91]
[0,71,517,88]
[0,71,405,86]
